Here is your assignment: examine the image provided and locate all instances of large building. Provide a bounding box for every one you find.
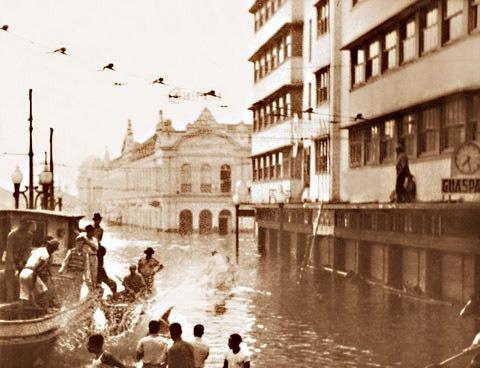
[340,0,480,203]
[78,108,252,233]
[249,0,342,204]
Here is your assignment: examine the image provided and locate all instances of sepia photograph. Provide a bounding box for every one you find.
[0,0,480,367]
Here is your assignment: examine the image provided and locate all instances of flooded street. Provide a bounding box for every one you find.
[22,226,479,367]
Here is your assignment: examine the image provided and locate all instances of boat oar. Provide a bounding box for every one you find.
[423,344,480,367]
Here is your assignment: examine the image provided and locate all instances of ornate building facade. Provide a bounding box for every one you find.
[79,108,252,233]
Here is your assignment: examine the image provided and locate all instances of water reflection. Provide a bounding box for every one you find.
[1,226,477,367]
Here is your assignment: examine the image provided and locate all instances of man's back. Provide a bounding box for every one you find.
[124,273,145,292]
[168,339,195,368]
[191,337,209,368]
[137,334,168,365]
[6,228,33,271]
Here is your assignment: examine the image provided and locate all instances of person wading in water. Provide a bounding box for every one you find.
[138,247,163,294]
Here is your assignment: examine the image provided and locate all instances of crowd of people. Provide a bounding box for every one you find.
[87,322,250,368]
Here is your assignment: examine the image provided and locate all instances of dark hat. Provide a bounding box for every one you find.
[85,224,94,232]
[144,247,155,255]
[93,213,102,220]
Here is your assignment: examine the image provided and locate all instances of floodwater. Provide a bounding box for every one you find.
[2,225,478,367]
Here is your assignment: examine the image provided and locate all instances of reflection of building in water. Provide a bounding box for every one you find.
[78,108,253,233]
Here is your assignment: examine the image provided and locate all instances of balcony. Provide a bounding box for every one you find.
[251,178,303,204]
[252,0,303,55]
[253,57,302,102]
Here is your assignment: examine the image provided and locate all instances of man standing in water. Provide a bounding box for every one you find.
[167,323,195,368]
[223,334,250,368]
[136,320,168,368]
[5,218,33,301]
[138,247,163,294]
[87,334,126,368]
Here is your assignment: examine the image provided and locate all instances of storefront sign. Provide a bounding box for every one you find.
[442,178,480,193]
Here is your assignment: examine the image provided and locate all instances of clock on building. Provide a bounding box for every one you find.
[454,141,480,175]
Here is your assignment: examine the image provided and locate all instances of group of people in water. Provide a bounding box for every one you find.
[2,212,164,310]
[87,322,250,368]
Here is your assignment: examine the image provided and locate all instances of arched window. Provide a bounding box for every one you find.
[220,164,231,193]
[200,164,212,193]
[180,164,192,192]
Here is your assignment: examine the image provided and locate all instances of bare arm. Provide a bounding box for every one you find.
[223,359,228,368]
[59,249,72,273]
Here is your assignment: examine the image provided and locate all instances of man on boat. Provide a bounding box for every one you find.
[85,225,99,287]
[138,247,163,294]
[37,236,61,308]
[5,218,33,301]
[59,235,91,303]
[136,320,168,368]
[18,239,59,309]
[92,213,104,243]
[123,264,146,298]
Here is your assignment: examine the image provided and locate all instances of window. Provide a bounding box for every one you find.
[316,0,329,36]
[402,19,416,62]
[200,164,212,192]
[367,41,380,78]
[259,57,265,79]
[420,107,440,154]
[315,138,329,173]
[308,19,313,62]
[354,49,366,85]
[471,0,480,31]
[252,158,257,181]
[285,93,292,116]
[254,61,260,82]
[381,119,396,162]
[315,67,329,105]
[265,53,271,74]
[180,164,192,193]
[399,113,416,157]
[349,128,363,168]
[365,125,379,164]
[443,97,466,149]
[443,0,464,42]
[272,46,278,69]
[278,39,285,64]
[383,30,397,70]
[270,154,275,178]
[283,148,291,177]
[278,97,284,117]
[285,34,292,58]
[422,7,439,53]
[471,94,480,141]
[220,164,231,193]
[276,152,282,177]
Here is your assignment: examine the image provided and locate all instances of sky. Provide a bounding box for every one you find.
[0,0,253,194]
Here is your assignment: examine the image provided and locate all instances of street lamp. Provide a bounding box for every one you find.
[232,193,240,264]
[36,156,53,210]
[11,166,28,209]
[276,189,286,255]
[54,188,63,211]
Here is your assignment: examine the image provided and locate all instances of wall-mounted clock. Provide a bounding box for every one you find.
[454,141,480,175]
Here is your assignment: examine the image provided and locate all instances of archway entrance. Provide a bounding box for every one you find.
[179,210,193,235]
[218,209,232,235]
[199,210,212,234]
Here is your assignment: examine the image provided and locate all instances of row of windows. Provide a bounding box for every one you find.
[180,164,232,193]
[348,93,480,168]
[252,92,292,132]
[253,0,287,32]
[253,34,292,82]
[252,148,303,181]
[351,0,480,87]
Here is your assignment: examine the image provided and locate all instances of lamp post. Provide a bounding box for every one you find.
[11,166,25,209]
[232,193,240,264]
[277,190,286,254]
[54,188,63,211]
[37,153,53,210]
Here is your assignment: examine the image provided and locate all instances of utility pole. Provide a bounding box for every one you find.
[49,127,55,210]
[28,89,34,209]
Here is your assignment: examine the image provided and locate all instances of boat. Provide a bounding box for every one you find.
[0,209,97,348]
[100,295,146,336]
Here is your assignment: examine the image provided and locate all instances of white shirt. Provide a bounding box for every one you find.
[24,247,50,269]
[190,337,209,368]
[224,349,250,368]
[136,334,168,365]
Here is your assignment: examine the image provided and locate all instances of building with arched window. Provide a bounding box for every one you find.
[79,108,252,232]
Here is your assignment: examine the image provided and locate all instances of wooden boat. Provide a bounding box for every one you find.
[0,209,96,346]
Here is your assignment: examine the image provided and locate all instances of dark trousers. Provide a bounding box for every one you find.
[97,268,117,294]
[396,174,408,202]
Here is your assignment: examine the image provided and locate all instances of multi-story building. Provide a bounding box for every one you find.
[78,108,252,233]
[340,0,480,203]
[249,0,342,204]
